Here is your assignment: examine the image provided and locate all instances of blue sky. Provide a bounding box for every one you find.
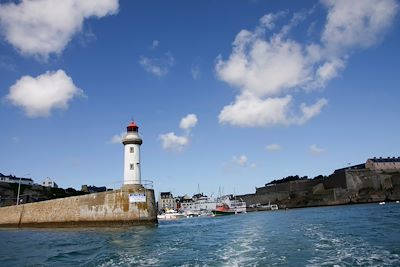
[0,0,399,197]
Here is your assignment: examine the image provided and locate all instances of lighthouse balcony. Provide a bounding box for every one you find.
[122,180,153,189]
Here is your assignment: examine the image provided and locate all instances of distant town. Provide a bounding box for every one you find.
[158,157,400,213]
[3,156,398,213]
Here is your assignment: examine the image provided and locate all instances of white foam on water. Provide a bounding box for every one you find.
[304,224,400,267]
[211,222,282,267]
[98,253,161,267]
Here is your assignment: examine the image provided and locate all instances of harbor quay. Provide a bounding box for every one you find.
[0,184,157,227]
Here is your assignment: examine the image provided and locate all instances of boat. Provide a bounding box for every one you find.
[212,203,236,216]
[211,195,246,216]
[184,210,200,218]
[179,194,218,215]
[157,209,186,220]
[260,201,279,211]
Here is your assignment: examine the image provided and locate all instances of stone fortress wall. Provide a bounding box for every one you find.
[239,160,400,209]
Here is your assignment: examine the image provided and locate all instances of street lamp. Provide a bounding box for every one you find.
[16,173,30,205]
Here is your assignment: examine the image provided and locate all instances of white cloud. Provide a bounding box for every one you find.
[11,136,20,144]
[321,0,398,52]
[0,0,119,59]
[139,52,175,77]
[160,113,198,152]
[215,1,398,127]
[233,155,248,166]
[259,12,287,31]
[159,132,189,152]
[297,98,328,125]
[179,114,198,131]
[218,94,327,127]
[110,132,124,144]
[5,70,84,117]
[266,143,281,152]
[310,144,324,155]
[232,154,256,168]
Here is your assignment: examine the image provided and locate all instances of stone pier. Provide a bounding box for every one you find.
[0,185,157,227]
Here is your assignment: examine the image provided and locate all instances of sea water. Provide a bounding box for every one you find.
[0,203,399,266]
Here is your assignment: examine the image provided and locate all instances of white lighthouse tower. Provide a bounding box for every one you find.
[122,121,143,185]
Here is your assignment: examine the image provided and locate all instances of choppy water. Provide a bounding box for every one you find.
[0,203,399,266]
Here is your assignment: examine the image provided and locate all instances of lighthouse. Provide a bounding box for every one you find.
[122,121,143,185]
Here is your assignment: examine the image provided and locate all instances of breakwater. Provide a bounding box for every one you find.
[0,185,157,227]
[238,169,400,209]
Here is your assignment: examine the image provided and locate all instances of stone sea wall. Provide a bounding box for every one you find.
[0,185,157,227]
[238,170,400,209]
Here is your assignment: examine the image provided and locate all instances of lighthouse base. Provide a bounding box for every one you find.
[0,186,157,228]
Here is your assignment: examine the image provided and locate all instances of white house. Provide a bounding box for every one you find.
[42,177,58,188]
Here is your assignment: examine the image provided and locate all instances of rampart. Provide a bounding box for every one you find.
[239,170,400,209]
[0,185,157,227]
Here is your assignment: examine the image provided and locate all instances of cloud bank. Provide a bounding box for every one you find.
[5,70,84,117]
[0,0,119,59]
[216,0,398,127]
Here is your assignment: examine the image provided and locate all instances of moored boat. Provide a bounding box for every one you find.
[212,203,236,216]
[211,195,246,216]
[157,209,186,220]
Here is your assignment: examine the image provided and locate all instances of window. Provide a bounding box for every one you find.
[130,164,134,170]
[130,147,134,153]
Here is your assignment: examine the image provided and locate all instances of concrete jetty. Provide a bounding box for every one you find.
[0,184,157,227]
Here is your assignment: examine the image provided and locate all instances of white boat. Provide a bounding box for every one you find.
[248,201,278,211]
[180,195,218,214]
[260,201,279,211]
[379,201,386,205]
[157,209,186,220]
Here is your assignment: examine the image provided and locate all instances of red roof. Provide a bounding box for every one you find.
[127,121,138,128]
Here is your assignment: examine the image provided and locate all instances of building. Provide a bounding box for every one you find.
[366,157,400,172]
[158,192,175,211]
[0,173,33,185]
[42,177,58,188]
[176,194,193,210]
[122,121,143,185]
